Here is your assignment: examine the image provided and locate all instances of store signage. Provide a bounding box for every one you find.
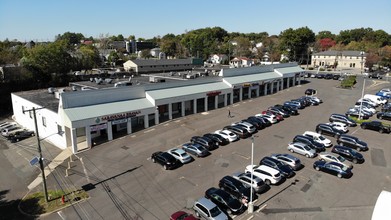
[101,110,141,121]
[90,123,107,131]
[112,118,128,125]
[206,91,221,96]
[242,83,251,87]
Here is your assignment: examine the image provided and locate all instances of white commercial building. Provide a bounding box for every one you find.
[11,63,305,154]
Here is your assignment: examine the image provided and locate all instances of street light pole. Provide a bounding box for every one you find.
[358,78,366,120]
[24,107,49,202]
[360,51,365,74]
[248,136,254,213]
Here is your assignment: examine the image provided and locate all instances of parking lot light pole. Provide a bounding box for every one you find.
[360,51,365,74]
[358,78,366,120]
[248,135,255,213]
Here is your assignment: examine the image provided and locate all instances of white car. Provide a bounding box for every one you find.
[232,121,256,134]
[358,98,379,107]
[303,131,332,147]
[326,122,348,133]
[167,148,193,164]
[245,165,282,185]
[214,129,238,142]
[352,105,376,115]
[287,142,317,158]
[255,114,277,124]
[318,152,353,169]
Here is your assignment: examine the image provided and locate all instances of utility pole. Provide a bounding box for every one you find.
[24,107,49,202]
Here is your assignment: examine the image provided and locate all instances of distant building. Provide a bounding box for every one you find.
[311,50,367,70]
[123,58,194,73]
[210,54,228,64]
[230,57,254,68]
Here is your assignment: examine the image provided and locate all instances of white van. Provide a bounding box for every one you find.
[303,131,332,147]
[364,94,387,105]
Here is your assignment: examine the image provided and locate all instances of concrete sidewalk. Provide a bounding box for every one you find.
[27,148,72,190]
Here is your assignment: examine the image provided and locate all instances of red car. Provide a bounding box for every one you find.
[261,110,284,121]
[170,211,199,220]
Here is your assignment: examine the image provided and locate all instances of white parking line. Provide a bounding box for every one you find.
[144,128,155,133]
[232,152,250,160]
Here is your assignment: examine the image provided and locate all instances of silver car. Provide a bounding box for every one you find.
[287,142,317,158]
[271,153,303,170]
[193,197,228,220]
[232,172,268,193]
[318,152,353,169]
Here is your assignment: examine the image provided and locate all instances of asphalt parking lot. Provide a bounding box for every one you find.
[28,76,391,220]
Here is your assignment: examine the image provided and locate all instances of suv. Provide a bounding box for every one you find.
[303,131,332,147]
[193,197,228,220]
[361,121,391,133]
[329,114,357,127]
[331,145,364,164]
[293,135,326,152]
[231,172,268,193]
[191,136,219,150]
[231,121,256,134]
[259,156,295,178]
[151,151,180,170]
[270,153,302,170]
[223,125,250,139]
[218,176,256,205]
[315,123,343,138]
[337,134,368,151]
[274,104,299,115]
[204,187,244,215]
[268,107,290,118]
[203,133,229,146]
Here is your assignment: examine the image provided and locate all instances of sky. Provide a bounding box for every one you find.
[1,0,390,42]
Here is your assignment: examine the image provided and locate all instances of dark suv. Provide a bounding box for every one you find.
[259,156,295,178]
[329,113,357,127]
[337,134,368,151]
[331,145,364,164]
[293,135,326,152]
[191,136,219,151]
[203,133,229,146]
[268,107,290,118]
[315,123,343,138]
[274,104,299,115]
[218,176,257,205]
[361,121,391,133]
[151,151,180,170]
[223,125,250,139]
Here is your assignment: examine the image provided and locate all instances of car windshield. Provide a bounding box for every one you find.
[318,136,326,141]
[337,155,346,162]
[180,153,187,157]
[303,145,311,151]
[210,206,222,217]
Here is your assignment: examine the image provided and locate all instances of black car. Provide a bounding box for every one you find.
[377,112,391,121]
[305,88,317,96]
[313,161,353,178]
[218,176,257,205]
[284,101,303,109]
[333,74,341,80]
[259,156,295,178]
[337,134,368,151]
[191,136,219,150]
[151,151,180,170]
[329,113,357,127]
[7,130,35,143]
[242,119,264,130]
[324,73,333,79]
[268,107,290,118]
[368,72,383,79]
[205,187,244,214]
[316,73,325,79]
[223,125,250,139]
[293,135,326,152]
[360,121,391,133]
[315,123,343,138]
[275,104,299,115]
[250,116,272,127]
[203,133,229,146]
[331,145,364,164]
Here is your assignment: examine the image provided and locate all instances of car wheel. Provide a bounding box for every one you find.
[379,116,383,120]
[317,130,322,134]
[315,166,320,171]
[227,209,232,214]
[361,125,367,129]
[195,211,200,217]
[352,159,358,164]
[379,129,384,134]
[337,173,342,178]
[305,154,310,158]
[289,149,294,153]
[152,158,156,163]
[16,138,19,142]
[265,179,271,185]
[357,147,362,152]
[31,133,35,136]
[163,165,168,170]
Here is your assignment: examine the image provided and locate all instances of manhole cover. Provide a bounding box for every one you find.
[121,146,129,150]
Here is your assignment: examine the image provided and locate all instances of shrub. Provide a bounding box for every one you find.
[319,68,325,71]
[308,67,314,70]
[327,68,332,71]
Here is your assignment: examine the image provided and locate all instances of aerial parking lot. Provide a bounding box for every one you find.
[40,76,391,220]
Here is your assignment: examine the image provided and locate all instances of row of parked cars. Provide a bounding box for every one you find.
[0,121,35,143]
[170,95,324,219]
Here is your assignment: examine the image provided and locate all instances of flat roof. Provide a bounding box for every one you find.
[223,71,281,85]
[13,89,60,113]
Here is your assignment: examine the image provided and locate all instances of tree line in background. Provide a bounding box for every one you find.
[0,26,390,116]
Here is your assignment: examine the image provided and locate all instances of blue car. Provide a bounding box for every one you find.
[313,161,353,178]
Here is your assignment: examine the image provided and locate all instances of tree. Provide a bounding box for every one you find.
[108,51,119,66]
[263,36,280,63]
[140,49,151,59]
[279,27,315,62]
[160,34,179,58]
[76,44,101,70]
[319,38,336,51]
[233,36,252,57]
[55,32,84,45]
[365,51,380,69]
[316,31,335,40]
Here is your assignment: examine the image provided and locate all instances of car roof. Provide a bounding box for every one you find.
[195,197,217,209]
[256,165,279,174]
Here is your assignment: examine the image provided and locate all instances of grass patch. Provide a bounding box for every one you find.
[20,189,89,215]
[340,75,357,88]
[349,116,370,124]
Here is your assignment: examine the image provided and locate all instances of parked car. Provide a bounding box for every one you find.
[205,187,244,215]
[292,135,326,152]
[345,109,371,119]
[331,145,364,164]
[333,74,341,80]
[7,130,35,143]
[261,111,283,121]
[326,122,348,133]
[182,143,210,157]
[170,211,199,220]
[270,153,303,170]
[267,107,290,118]
[0,122,17,130]
[364,94,387,105]
[337,134,368,151]
[368,72,383,79]
[301,96,319,106]
[287,142,317,158]
[303,131,332,147]
[242,118,264,130]
[167,148,193,164]
[377,111,391,121]
[309,96,323,104]
[204,133,229,146]
[274,104,299,115]
[151,151,180,170]
[313,161,353,178]
[223,125,250,139]
[360,121,391,133]
[284,101,304,109]
[218,176,257,205]
[231,172,268,193]
[248,116,271,127]
[214,129,239,142]
[318,152,353,169]
[259,156,295,178]
[315,123,343,138]
[1,127,23,137]
[191,136,219,150]
[231,121,256,134]
[193,197,228,220]
[329,114,357,127]
[245,165,282,185]
[305,88,317,96]
[324,73,334,79]
[255,114,277,124]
